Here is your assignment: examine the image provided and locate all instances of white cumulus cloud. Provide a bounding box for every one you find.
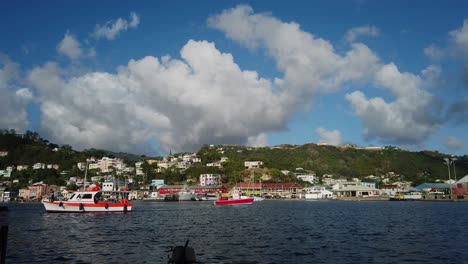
[93,12,140,40]
[450,19,468,87]
[423,44,445,60]
[57,32,83,60]
[346,63,441,144]
[444,136,464,150]
[27,40,286,153]
[0,56,29,131]
[450,19,468,54]
[209,5,440,146]
[316,127,341,145]
[345,25,380,43]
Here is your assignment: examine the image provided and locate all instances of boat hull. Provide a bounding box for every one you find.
[42,201,133,213]
[214,198,254,206]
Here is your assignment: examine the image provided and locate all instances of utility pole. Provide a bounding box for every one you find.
[451,156,458,182]
[443,158,452,195]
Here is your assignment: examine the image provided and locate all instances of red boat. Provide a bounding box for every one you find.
[214,197,254,206]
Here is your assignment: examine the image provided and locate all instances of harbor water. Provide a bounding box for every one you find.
[5,200,468,263]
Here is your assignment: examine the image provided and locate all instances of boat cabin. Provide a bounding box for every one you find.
[68,191,102,204]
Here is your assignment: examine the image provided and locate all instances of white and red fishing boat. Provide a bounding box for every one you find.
[42,159,133,213]
[42,190,133,213]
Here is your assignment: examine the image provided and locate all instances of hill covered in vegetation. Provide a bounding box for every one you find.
[1,129,467,189]
[192,144,468,186]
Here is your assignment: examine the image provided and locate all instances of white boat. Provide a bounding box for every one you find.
[178,191,196,201]
[389,191,422,201]
[42,191,133,213]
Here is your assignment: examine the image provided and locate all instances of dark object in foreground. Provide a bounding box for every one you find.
[168,240,196,264]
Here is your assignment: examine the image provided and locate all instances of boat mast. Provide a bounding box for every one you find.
[83,160,88,191]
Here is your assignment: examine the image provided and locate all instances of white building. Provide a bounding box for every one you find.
[0,151,8,157]
[88,162,99,170]
[0,169,11,178]
[244,161,264,169]
[206,162,222,168]
[33,163,45,170]
[296,173,316,184]
[177,161,190,170]
[102,182,115,192]
[157,160,171,169]
[200,174,221,186]
[220,157,229,163]
[135,162,144,176]
[98,157,124,173]
[332,181,376,190]
[303,186,334,199]
[77,162,87,170]
[16,165,28,171]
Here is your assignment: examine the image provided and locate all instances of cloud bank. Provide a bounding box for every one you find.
[2,5,454,154]
[209,5,441,146]
[27,40,285,153]
[0,56,31,132]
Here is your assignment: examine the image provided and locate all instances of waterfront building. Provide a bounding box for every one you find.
[456,175,468,190]
[18,188,29,201]
[27,183,49,201]
[158,185,185,196]
[188,185,227,195]
[380,182,412,196]
[332,181,376,190]
[261,183,302,197]
[151,179,165,188]
[303,186,333,199]
[239,183,262,196]
[334,185,381,198]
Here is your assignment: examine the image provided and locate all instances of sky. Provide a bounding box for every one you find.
[0,1,467,156]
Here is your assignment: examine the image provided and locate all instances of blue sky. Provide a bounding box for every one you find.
[1,1,467,156]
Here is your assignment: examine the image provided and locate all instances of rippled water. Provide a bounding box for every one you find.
[4,200,468,263]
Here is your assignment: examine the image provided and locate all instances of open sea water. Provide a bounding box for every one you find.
[3,200,468,264]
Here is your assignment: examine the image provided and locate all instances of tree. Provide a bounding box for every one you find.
[66,183,78,191]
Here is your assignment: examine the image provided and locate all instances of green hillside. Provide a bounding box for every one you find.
[1,130,467,189]
[195,144,468,186]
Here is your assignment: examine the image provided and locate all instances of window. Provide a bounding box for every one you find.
[82,194,92,199]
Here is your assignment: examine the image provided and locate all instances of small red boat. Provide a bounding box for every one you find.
[214,197,254,206]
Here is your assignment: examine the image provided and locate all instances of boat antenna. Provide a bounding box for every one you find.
[83,159,88,191]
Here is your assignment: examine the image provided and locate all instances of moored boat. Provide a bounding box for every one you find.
[389,191,422,201]
[178,191,196,201]
[42,191,133,213]
[214,193,254,206]
[214,197,254,205]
